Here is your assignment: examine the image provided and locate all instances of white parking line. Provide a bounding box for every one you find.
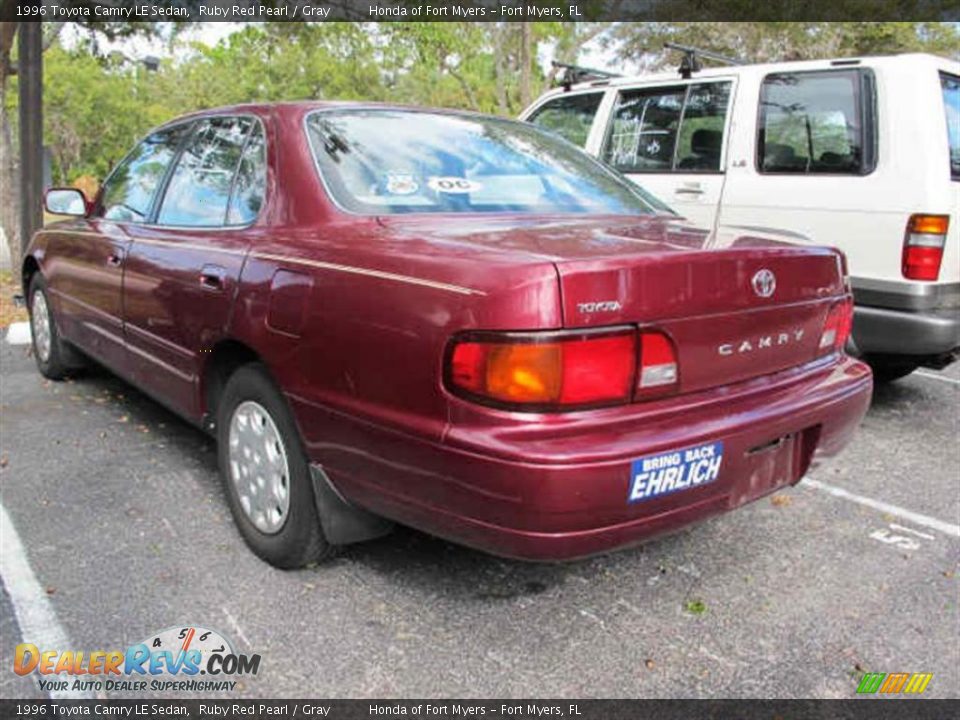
[803,478,960,538]
[4,321,31,345]
[914,370,960,386]
[0,501,95,699]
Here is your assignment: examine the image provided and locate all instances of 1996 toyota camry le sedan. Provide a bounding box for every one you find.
[24,103,872,567]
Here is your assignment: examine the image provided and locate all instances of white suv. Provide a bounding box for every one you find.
[521,53,960,381]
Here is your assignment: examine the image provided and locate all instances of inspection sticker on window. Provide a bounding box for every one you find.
[427,176,482,194]
[628,441,724,503]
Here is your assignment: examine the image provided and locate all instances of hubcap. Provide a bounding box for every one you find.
[31,289,52,362]
[228,401,291,534]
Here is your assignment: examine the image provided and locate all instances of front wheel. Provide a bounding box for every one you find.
[217,364,333,568]
[28,274,81,380]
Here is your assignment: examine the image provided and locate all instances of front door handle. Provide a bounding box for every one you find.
[107,252,124,267]
[199,265,227,291]
[675,186,705,196]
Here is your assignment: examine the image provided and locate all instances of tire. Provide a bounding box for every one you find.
[27,274,83,380]
[865,355,920,384]
[217,364,333,568]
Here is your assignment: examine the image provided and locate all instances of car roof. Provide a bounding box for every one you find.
[544,52,960,97]
[155,100,500,129]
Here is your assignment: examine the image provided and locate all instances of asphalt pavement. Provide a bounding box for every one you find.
[1,330,957,699]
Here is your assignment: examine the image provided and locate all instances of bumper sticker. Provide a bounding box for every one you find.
[628,441,724,503]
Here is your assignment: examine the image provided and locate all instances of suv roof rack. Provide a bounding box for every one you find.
[552,61,621,92]
[664,43,745,79]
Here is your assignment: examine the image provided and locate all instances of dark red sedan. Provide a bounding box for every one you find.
[24,103,872,567]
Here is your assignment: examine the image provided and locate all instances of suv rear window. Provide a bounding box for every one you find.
[527,92,603,148]
[941,72,960,181]
[758,69,875,175]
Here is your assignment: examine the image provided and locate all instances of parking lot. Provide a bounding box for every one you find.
[1,332,958,699]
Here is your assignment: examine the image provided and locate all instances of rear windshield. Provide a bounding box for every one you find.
[941,73,960,181]
[305,109,664,215]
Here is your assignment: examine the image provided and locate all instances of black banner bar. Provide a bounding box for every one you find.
[1,699,959,719]
[3,0,960,22]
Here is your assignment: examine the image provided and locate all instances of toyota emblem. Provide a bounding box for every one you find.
[751,269,776,298]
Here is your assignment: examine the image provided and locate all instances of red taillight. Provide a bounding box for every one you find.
[902,214,948,281]
[447,328,682,410]
[819,298,854,355]
[448,330,637,410]
[636,330,679,397]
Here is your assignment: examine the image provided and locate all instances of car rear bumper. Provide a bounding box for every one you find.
[853,304,960,357]
[302,356,873,560]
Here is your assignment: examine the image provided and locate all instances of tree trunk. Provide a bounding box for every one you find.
[0,21,20,273]
[519,24,532,109]
[492,24,508,116]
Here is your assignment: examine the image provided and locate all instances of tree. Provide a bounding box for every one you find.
[0,9,182,269]
[606,22,960,72]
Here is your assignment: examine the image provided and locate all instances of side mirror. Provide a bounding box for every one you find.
[44,188,89,217]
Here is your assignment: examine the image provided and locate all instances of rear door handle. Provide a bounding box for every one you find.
[675,187,705,195]
[107,252,124,267]
[199,265,227,291]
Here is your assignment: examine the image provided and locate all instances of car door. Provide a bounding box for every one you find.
[46,125,191,375]
[598,79,736,229]
[121,116,267,420]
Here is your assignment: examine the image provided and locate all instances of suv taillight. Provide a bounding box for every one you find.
[902,214,948,281]
[819,297,854,356]
[447,328,678,411]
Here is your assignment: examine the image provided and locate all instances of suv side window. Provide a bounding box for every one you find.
[156,116,255,227]
[227,122,267,225]
[98,124,192,222]
[527,93,604,148]
[758,70,874,174]
[940,72,960,181]
[602,82,731,173]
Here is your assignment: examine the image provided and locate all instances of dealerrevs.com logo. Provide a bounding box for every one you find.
[14,625,261,694]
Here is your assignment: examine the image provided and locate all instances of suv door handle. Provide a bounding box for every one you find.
[199,265,227,291]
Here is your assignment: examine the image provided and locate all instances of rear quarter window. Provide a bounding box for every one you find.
[941,72,960,181]
[758,69,876,175]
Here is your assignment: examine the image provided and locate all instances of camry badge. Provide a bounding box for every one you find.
[751,269,776,298]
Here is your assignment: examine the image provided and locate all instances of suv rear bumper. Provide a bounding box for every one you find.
[853,305,960,357]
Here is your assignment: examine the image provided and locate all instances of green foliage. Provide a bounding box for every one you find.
[609,22,960,69]
[32,21,960,186]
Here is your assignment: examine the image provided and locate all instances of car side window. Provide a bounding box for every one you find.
[940,72,960,181]
[227,122,266,225]
[98,124,191,222]
[758,70,873,174]
[601,82,732,174]
[603,87,685,172]
[674,83,731,171]
[527,93,603,148]
[156,117,254,227]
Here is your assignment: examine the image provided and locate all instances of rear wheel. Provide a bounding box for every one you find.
[27,274,82,380]
[865,355,920,384]
[217,364,333,568]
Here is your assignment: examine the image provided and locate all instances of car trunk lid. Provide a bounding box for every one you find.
[555,243,846,393]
